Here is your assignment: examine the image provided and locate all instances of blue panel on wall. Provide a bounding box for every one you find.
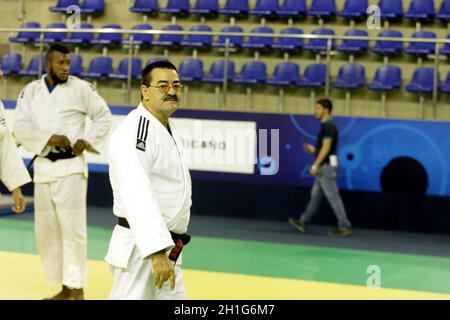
[5,101,450,197]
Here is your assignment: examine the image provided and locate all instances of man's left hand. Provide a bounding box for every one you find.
[72,139,92,156]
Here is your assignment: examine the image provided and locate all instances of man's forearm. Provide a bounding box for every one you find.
[313,146,331,168]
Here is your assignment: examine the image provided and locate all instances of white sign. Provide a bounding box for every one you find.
[172,118,257,174]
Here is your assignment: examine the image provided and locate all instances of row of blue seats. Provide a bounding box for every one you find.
[50,0,450,22]
[2,53,450,93]
[9,23,450,57]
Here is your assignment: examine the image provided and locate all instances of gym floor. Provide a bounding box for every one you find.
[1,207,450,300]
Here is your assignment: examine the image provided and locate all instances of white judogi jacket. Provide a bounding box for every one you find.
[0,101,31,192]
[105,104,192,267]
[13,75,112,183]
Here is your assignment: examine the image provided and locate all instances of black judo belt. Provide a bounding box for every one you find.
[27,147,78,170]
[117,217,191,264]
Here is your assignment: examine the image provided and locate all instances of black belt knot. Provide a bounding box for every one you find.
[117,217,191,263]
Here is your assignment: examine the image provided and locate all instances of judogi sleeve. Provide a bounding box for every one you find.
[13,86,53,156]
[81,82,112,153]
[109,118,174,259]
[0,102,32,191]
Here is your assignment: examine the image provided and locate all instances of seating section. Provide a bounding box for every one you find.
[3,0,450,118]
[35,0,449,22]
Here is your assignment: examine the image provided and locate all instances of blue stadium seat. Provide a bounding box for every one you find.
[437,0,450,21]
[336,29,369,54]
[181,25,213,48]
[179,59,204,82]
[19,55,46,77]
[212,26,244,48]
[80,56,112,79]
[109,58,142,80]
[146,57,169,66]
[271,27,304,51]
[80,0,104,14]
[439,34,450,55]
[277,0,307,18]
[130,0,158,14]
[42,23,67,43]
[219,0,249,16]
[439,71,450,93]
[368,65,402,91]
[297,63,327,88]
[404,0,435,21]
[90,24,122,45]
[338,0,368,20]
[63,23,94,44]
[50,0,79,13]
[189,0,219,16]
[378,0,404,19]
[249,0,279,18]
[1,53,22,76]
[242,26,274,50]
[203,60,235,83]
[122,24,153,46]
[332,64,365,89]
[69,54,83,77]
[405,31,437,56]
[406,67,439,93]
[370,30,404,55]
[152,25,183,47]
[234,61,267,85]
[308,0,336,19]
[160,0,190,16]
[267,62,300,86]
[304,28,335,52]
[9,22,41,43]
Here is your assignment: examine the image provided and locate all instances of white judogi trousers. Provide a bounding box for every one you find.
[34,173,88,289]
[107,227,186,300]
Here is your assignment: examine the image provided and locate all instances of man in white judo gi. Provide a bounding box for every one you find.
[0,66,31,213]
[13,44,112,300]
[105,60,192,300]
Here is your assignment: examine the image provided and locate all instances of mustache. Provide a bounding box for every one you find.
[164,95,178,102]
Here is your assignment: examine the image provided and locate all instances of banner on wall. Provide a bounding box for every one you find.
[4,102,450,197]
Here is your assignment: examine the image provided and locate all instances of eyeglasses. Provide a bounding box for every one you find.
[149,83,184,94]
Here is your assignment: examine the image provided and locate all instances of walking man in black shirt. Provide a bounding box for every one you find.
[289,99,352,237]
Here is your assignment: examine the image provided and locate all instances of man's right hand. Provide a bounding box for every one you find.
[47,135,71,150]
[150,251,175,290]
[303,143,316,154]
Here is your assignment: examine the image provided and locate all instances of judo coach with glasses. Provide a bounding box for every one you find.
[105,60,192,300]
[13,44,112,300]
